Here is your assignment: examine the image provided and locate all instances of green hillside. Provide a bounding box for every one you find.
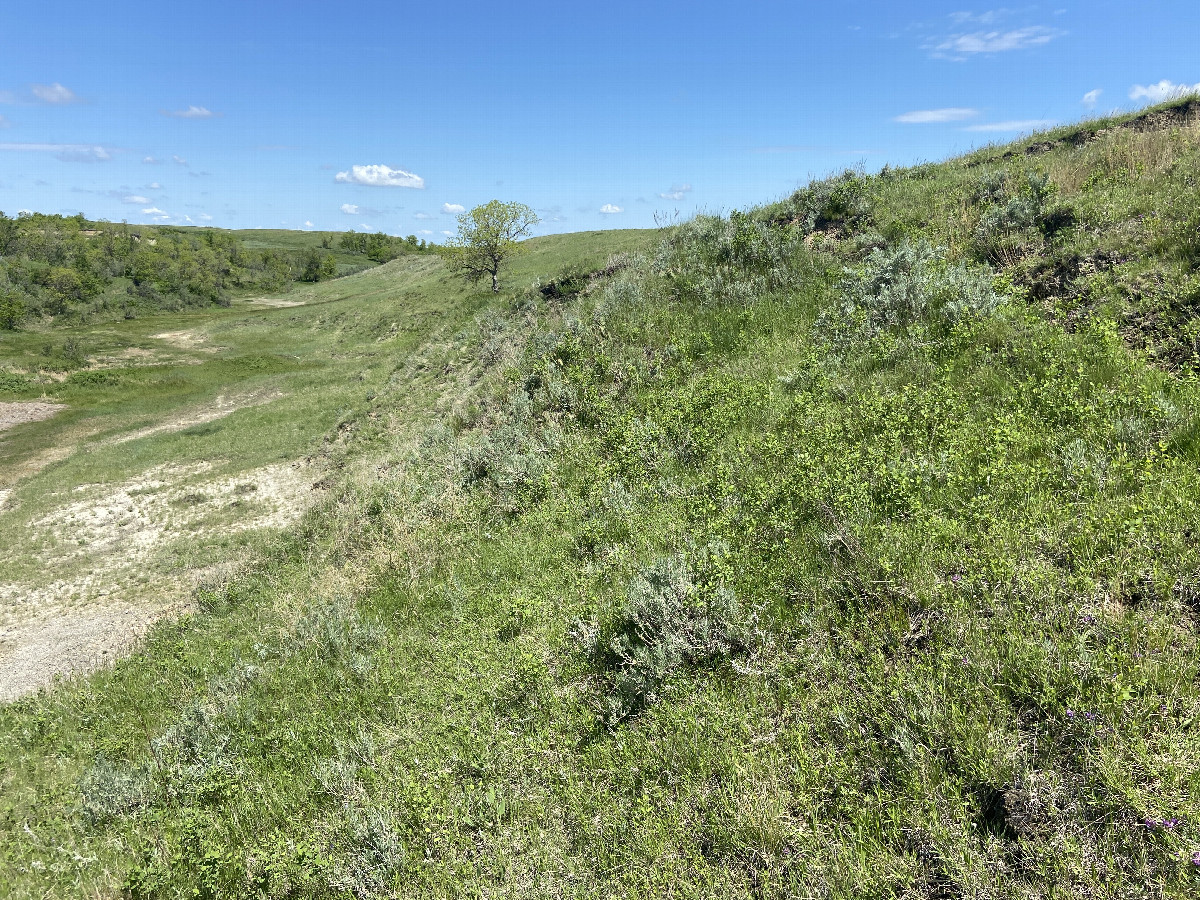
[1,98,1200,898]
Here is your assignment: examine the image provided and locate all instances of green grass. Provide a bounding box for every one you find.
[2,101,1200,899]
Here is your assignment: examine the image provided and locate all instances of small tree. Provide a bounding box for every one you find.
[443,200,539,292]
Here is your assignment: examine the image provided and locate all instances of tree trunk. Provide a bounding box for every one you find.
[491,269,499,292]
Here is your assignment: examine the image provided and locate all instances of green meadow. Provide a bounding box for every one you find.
[1,99,1199,898]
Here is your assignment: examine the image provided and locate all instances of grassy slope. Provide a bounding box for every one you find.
[1,100,1199,899]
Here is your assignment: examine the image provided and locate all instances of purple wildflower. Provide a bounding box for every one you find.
[1066,709,1075,718]
[1192,850,1200,867]
[950,573,962,584]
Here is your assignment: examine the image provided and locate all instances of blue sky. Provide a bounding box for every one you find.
[1,1,1197,238]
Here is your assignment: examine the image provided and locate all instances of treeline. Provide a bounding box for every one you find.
[326,230,432,262]
[0,212,342,328]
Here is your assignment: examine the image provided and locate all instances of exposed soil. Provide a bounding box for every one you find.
[151,329,220,351]
[247,297,306,308]
[0,458,320,701]
[0,402,64,433]
[0,601,174,702]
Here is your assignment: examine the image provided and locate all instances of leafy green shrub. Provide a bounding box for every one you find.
[768,169,872,233]
[577,549,756,724]
[0,290,24,329]
[0,369,32,393]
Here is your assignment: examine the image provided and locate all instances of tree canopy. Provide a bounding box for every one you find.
[441,201,539,292]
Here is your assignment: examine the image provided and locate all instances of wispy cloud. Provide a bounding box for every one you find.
[172,155,188,166]
[599,204,623,214]
[340,203,359,215]
[30,82,79,104]
[199,214,213,221]
[141,206,168,216]
[143,156,160,164]
[894,107,978,123]
[414,212,433,219]
[1081,89,1102,109]
[0,115,9,129]
[658,183,692,201]
[441,202,465,214]
[964,119,1057,132]
[1129,80,1200,103]
[304,220,314,228]
[926,23,1061,60]
[123,195,149,204]
[335,164,424,188]
[163,105,216,119]
[0,142,111,162]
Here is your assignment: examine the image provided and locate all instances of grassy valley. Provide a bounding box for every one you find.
[1,98,1199,898]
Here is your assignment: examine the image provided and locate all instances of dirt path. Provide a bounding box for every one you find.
[0,601,174,702]
[0,402,64,433]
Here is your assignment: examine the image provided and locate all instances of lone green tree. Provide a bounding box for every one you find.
[443,200,539,292]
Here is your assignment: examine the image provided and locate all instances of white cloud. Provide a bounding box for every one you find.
[172,155,188,166]
[964,119,1057,132]
[304,220,314,228]
[164,105,215,119]
[30,82,78,104]
[0,142,111,162]
[334,164,424,188]
[658,182,693,200]
[599,204,623,214]
[1129,80,1200,103]
[198,214,213,221]
[894,107,979,124]
[414,212,433,219]
[147,182,161,189]
[141,207,167,215]
[143,156,159,164]
[442,202,465,214]
[1081,89,1103,109]
[340,203,359,215]
[418,229,433,235]
[441,230,453,236]
[123,195,149,204]
[949,10,1004,26]
[930,26,1059,57]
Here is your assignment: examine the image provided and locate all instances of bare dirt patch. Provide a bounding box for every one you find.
[0,401,64,433]
[0,458,321,701]
[0,600,175,702]
[151,329,220,351]
[246,297,306,308]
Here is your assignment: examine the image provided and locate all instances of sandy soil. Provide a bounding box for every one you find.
[0,601,174,702]
[0,402,64,433]
[246,297,306,308]
[0,458,319,701]
[151,329,221,351]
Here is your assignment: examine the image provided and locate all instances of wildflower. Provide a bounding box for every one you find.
[950,573,962,584]
[1192,850,1200,867]
[1066,709,1075,718]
